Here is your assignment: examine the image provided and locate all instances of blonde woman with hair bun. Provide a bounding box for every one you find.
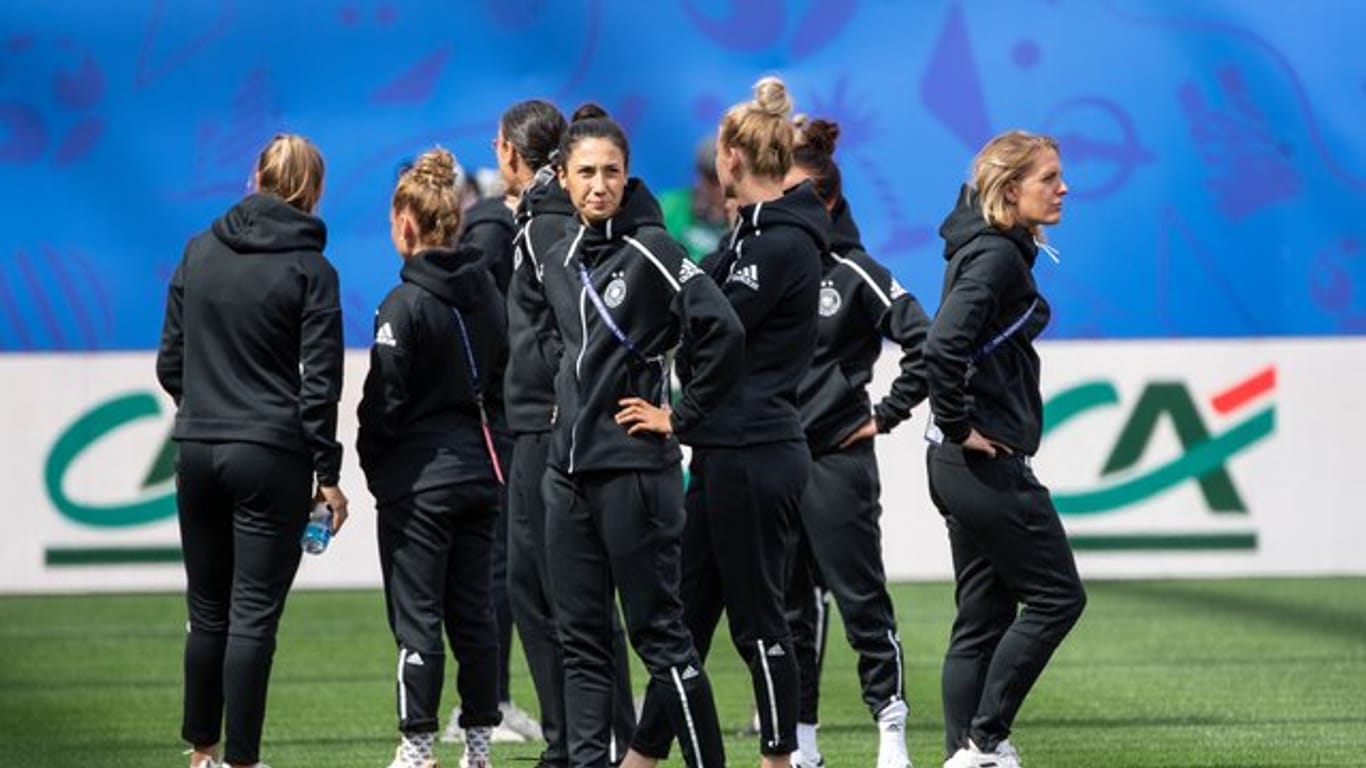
[357,146,509,768]
[626,75,826,768]
[925,130,1085,768]
[157,132,345,768]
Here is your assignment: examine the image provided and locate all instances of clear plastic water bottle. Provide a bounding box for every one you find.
[301,502,333,555]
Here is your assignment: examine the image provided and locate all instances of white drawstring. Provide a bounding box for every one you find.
[1035,239,1061,264]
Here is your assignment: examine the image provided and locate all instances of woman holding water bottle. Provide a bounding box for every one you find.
[357,146,509,768]
[156,133,347,768]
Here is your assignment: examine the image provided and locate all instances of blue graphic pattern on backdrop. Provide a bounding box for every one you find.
[2,1,1363,350]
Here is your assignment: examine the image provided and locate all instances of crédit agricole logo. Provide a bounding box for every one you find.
[1042,365,1276,551]
[44,392,179,566]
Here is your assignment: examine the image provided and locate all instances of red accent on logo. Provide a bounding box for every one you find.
[1210,365,1276,415]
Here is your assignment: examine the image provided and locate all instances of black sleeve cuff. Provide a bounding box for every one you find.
[939,418,971,444]
[873,405,902,434]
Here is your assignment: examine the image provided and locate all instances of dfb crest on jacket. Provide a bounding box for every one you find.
[604,271,628,308]
[819,278,841,317]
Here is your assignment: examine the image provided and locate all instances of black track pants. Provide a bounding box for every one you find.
[507,433,636,765]
[927,443,1087,754]
[544,465,724,768]
[786,440,905,722]
[488,430,515,703]
[379,481,501,734]
[633,441,807,758]
[177,440,310,766]
[786,532,831,725]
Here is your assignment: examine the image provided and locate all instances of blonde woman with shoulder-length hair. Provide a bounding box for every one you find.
[157,133,347,768]
[923,130,1087,768]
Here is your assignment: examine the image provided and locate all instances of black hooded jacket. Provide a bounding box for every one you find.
[458,197,516,430]
[682,181,826,447]
[156,193,344,486]
[925,185,1052,455]
[356,245,508,504]
[461,196,518,294]
[797,199,931,456]
[503,177,576,434]
[541,179,744,474]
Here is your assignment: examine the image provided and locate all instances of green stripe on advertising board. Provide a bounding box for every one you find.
[1069,533,1258,551]
[46,546,183,566]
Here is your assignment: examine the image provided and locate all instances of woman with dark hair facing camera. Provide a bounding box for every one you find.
[540,104,741,768]
[497,98,638,765]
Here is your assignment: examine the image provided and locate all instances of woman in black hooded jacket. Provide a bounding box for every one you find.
[627,75,824,768]
[782,117,930,768]
[540,105,742,768]
[927,130,1087,768]
[157,133,346,768]
[358,147,508,768]
[498,98,638,764]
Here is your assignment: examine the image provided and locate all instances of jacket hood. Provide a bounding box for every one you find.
[464,196,516,234]
[517,174,576,224]
[401,245,490,310]
[939,184,1037,265]
[212,193,327,253]
[828,197,864,254]
[734,181,831,253]
[576,178,665,261]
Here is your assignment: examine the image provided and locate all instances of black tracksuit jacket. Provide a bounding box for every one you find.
[156,193,344,486]
[925,185,1052,455]
[681,181,827,448]
[504,178,576,435]
[541,179,745,474]
[798,199,931,456]
[462,196,518,295]
[356,246,507,504]
[458,198,516,432]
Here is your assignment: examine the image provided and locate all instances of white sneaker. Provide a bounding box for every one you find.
[494,701,541,742]
[741,706,761,736]
[943,739,1020,768]
[443,702,538,744]
[792,751,825,768]
[878,744,913,768]
[440,707,464,743]
[876,699,913,768]
[386,743,439,768]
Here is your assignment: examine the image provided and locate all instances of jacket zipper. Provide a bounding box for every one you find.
[569,270,589,473]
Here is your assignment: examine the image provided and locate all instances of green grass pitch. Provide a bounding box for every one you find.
[1,577,1363,767]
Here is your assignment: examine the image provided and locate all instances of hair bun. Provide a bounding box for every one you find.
[796,117,839,156]
[571,102,609,122]
[752,76,792,119]
[410,147,458,188]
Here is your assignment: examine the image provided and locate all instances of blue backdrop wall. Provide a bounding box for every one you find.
[2,1,1362,349]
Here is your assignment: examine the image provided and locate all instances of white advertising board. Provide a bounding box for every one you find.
[2,338,1363,593]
